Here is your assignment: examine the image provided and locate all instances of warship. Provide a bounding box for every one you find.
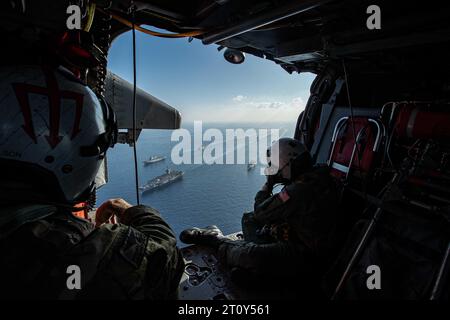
[139,168,183,193]
[143,155,166,165]
[247,161,256,171]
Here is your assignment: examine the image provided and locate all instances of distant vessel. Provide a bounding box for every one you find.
[140,168,184,193]
[247,161,257,171]
[143,155,166,165]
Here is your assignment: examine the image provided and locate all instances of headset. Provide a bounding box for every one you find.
[79,94,118,157]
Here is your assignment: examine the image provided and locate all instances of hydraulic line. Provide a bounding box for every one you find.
[97,7,205,38]
[83,2,96,32]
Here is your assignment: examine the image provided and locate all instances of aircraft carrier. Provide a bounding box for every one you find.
[140,168,183,193]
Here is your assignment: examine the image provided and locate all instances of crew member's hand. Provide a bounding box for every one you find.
[263,174,277,191]
[95,198,132,227]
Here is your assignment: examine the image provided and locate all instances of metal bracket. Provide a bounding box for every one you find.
[117,129,142,146]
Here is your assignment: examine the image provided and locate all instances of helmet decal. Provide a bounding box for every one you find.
[12,67,84,149]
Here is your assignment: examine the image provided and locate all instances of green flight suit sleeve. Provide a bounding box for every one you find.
[59,205,184,300]
[217,238,313,276]
[120,205,180,246]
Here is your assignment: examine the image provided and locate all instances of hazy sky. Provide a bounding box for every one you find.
[107,29,315,123]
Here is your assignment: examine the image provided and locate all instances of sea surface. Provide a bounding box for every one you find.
[97,122,295,241]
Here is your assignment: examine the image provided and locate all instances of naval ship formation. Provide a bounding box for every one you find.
[140,168,184,193]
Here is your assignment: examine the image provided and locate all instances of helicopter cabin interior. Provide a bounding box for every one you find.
[1,0,449,300]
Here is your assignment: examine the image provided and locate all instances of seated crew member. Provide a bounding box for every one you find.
[180,138,339,289]
[0,66,184,299]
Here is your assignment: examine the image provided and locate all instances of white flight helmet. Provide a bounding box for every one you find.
[0,65,117,205]
[264,138,312,181]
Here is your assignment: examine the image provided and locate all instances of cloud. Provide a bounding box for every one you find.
[232,95,246,102]
[255,101,286,109]
[184,96,308,123]
[291,97,305,109]
[232,97,305,110]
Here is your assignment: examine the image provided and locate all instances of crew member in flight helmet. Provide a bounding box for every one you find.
[0,65,184,299]
[180,138,339,294]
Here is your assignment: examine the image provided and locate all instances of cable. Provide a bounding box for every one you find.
[342,59,368,203]
[131,6,140,205]
[97,8,205,38]
[341,60,359,157]
[83,2,96,32]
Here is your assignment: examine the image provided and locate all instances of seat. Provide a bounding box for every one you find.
[327,116,385,181]
[324,104,450,300]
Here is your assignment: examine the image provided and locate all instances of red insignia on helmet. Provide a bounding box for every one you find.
[12,67,84,149]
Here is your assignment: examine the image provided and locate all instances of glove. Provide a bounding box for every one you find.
[266,173,278,190]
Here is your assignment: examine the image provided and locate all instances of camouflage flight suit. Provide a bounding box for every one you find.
[0,204,184,299]
[217,167,339,280]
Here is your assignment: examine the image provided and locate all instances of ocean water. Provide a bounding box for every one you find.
[97,122,295,240]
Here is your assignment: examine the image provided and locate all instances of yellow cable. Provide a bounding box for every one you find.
[97,8,205,38]
[83,3,96,32]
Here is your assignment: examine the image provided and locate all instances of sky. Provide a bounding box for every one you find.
[107,29,316,123]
